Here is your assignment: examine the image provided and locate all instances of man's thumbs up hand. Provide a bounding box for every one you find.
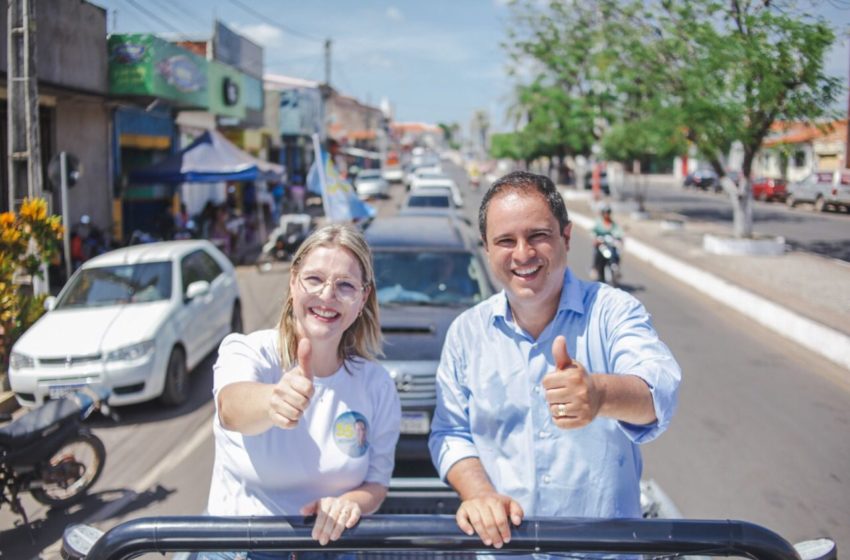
[542,335,601,430]
[269,338,316,429]
[552,335,572,370]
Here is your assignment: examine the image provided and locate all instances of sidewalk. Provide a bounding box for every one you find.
[563,187,850,373]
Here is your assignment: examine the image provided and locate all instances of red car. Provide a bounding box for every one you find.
[751,177,788,202]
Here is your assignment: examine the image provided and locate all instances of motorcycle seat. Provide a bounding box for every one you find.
[0,397,82,449]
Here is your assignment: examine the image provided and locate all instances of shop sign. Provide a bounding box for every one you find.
[109,34,208,108]
[209,61,247,120]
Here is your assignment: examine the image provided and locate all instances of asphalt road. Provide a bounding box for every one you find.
[3,162,849,559]
[611,179,850,262]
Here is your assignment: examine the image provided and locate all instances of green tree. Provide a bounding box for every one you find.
[609,0,841,236]
[438,122,461,150]
[504,0,841,237]
[505,0,619,181]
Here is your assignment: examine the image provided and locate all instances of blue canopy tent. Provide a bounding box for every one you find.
[129,129,285,183]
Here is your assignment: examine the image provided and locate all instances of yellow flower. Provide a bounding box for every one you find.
[1,228,22,244]
[20,198,47,221]
[0,212,14,228]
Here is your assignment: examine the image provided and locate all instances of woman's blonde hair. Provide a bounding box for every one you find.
[277,223,382,370]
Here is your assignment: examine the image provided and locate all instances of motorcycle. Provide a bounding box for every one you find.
[595,233,622,287]
[0,388,110,535]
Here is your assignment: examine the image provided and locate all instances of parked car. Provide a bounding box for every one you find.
[751,177,788,202]
[787,170,850,212]
[683,169,718,191]
[9,240,242,407]
[354,169,390,199]
[364,215,495,464]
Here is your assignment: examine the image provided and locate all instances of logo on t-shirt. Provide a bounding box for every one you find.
[333,411,369,458]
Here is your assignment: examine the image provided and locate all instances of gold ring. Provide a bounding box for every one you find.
[556,403,567,417]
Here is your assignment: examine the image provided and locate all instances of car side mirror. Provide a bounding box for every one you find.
[185,280,211,302]
[44,296,57,311]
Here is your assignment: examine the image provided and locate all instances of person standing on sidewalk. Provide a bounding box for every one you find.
[206,224,401,559]
[429,171,681,554]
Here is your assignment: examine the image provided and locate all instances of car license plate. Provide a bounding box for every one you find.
[48,383,86,399]
[401,411,430,435]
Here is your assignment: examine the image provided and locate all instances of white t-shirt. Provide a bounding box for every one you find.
[207,329,401,516]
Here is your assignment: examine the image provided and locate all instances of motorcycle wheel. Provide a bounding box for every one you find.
[31,432,106,507]
[603,264,618,288]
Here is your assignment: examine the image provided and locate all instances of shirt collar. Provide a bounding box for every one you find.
[489,267,585,324]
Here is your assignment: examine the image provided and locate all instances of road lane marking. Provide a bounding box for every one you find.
[86,418,213,523]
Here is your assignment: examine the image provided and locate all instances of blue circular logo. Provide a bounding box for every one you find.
[333,411,369,458]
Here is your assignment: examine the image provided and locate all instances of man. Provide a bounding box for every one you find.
[428,171,681,552]
[591,203,624,282]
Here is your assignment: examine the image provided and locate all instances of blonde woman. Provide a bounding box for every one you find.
[205,224,400,559]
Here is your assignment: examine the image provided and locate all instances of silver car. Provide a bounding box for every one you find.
[787,170,850,212]
[354,169,390,199]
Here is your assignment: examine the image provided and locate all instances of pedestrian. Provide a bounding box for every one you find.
[428,171,681,554]
[205,224,401,559]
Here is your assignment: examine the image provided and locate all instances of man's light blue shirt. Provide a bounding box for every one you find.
[429,268,681,518]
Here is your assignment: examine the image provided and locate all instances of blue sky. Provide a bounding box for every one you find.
[95,0,848,134]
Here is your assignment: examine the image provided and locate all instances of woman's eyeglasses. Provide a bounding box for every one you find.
[298,273,367,304]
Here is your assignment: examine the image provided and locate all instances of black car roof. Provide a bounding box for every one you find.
[364,215,478,251]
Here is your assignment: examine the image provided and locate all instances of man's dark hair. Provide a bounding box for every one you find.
[478,171,570,240]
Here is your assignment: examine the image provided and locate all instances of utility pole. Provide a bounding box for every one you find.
[845,40,849,170]
[6,0,43,211]
[324,38,332,88]
[319,38,332,142]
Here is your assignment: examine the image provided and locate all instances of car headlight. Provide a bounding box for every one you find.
[106,340,155,362]
[10,352,34,369]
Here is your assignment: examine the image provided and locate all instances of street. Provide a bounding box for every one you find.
[2,165,849,559]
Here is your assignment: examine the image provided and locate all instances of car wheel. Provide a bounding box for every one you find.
[786,194,796,208]
[231,301,243,334]
[160,346,188,406]
[757,192,768,202]
[814,196,826,212]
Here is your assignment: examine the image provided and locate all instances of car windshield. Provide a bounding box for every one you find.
[357,170,382,179]
[373,251,491,306]
[406,195,450,208]
[56,262,173,309]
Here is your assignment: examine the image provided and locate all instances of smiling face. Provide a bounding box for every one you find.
[484,190,572,317]
[289,245,369,349]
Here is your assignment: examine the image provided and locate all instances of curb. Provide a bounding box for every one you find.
[571,209,850,372]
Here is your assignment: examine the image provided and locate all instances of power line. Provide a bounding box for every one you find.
[227,0,324,43]
[162,0,209,23]
[146,0,201,30]
[121,0,183,35]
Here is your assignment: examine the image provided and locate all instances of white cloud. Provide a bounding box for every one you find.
[229,23,285,49]
[386,7,404,22]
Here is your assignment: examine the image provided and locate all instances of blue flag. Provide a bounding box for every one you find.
[308,137,375,222]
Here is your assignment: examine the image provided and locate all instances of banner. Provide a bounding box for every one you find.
[308,134,375,222]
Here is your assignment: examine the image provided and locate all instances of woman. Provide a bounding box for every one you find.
[206,223,401,559]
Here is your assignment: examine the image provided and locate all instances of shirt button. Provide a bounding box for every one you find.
[533,386,540,394]
[538,430,547,438]
[543,474,551,484]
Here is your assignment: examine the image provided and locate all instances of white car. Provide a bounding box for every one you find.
[9,240,242,407]
[410,177,463,208]
[354,169,390,199]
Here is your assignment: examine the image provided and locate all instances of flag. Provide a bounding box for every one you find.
[308,135,376,222]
